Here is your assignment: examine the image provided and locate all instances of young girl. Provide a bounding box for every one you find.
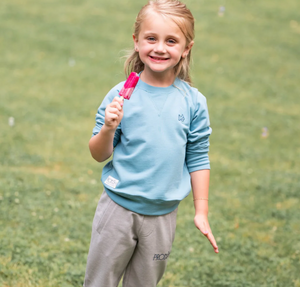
[84,0,218,286]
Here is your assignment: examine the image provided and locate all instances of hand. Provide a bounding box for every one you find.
[104,97,124,130]
[194,213,219,253]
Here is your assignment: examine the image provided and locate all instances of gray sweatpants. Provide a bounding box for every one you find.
[83,190,178,287]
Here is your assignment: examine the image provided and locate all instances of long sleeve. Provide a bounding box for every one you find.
[186,93,212,172]
[92,86,122,148]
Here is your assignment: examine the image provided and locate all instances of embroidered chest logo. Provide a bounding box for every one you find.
[178,114,185,122]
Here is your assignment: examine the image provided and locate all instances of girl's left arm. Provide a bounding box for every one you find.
[190,169,219,253]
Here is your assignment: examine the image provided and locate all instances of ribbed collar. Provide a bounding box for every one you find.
[136,72,181,94]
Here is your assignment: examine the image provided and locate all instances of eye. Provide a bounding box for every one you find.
[147,37,156,42]
[167,39,176,45]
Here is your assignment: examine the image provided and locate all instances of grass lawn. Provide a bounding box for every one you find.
[0,0,299,286]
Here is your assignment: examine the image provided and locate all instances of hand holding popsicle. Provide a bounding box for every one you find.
[104,97,124,131]
[104,73,139,131]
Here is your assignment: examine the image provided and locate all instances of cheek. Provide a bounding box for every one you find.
[173,47,185,58]
[140,45,152,54]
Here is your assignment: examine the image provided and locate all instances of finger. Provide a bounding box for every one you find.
[109,101,123,111]
[107,107,121,115]
[207,232,219,253]
[113,96,124,107]
[106,112,119,120]
[106,108,121,117]
[119,96,124,106]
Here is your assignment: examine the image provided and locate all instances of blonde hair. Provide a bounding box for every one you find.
[124,0,195,84]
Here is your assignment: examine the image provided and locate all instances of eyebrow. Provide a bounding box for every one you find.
[143,32,181,41]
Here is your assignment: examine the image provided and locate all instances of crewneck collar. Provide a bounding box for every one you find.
[136,74,181,94]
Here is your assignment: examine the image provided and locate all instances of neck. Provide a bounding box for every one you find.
[140,70,176,87]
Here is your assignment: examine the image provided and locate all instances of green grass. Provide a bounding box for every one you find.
[0,0,299,286]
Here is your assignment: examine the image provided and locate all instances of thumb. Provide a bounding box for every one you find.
[119,96,124,106]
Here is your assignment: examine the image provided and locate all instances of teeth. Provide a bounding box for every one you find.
[151,56,167,60]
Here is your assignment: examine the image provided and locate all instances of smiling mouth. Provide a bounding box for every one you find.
[149,56,169,61]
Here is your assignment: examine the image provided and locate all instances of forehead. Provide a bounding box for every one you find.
[140,11,184,37]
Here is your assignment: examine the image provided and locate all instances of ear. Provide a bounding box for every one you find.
[133,34,139,52]
[182,40,194,58]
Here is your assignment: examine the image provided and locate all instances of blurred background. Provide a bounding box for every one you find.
[0,0,299,286]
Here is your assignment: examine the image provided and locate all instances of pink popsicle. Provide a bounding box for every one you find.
[119,72,139,100]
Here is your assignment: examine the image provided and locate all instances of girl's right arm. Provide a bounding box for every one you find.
[89,97,123,162]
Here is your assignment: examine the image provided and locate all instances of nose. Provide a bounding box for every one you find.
[154,41,166,54]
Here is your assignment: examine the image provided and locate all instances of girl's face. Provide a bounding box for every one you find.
[133,12,193,84]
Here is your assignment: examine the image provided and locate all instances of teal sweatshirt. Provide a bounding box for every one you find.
[92,77,212,215]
